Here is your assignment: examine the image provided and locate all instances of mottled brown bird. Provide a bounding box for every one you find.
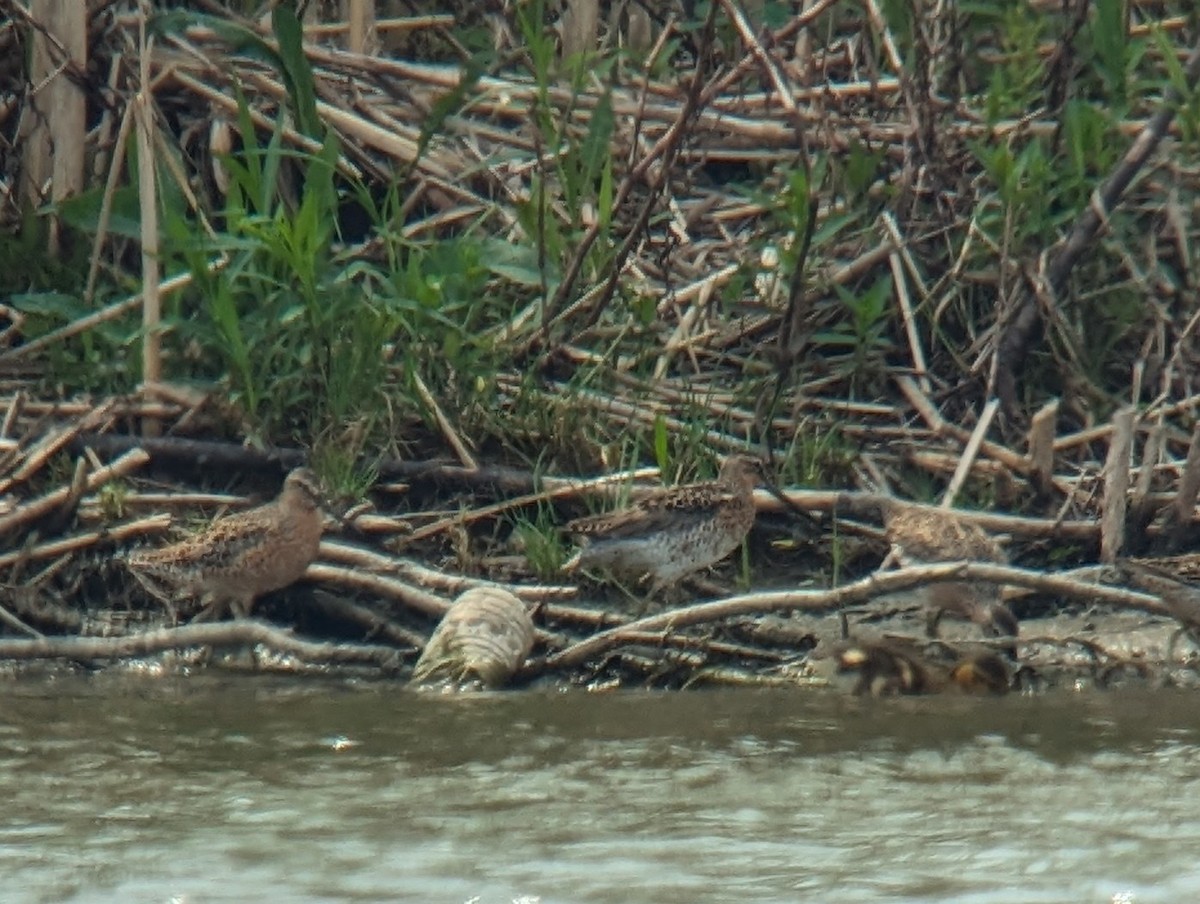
[883,503,1019,644]
[1114,558,1200,654]
[563,454,765,596]
[126,468,324,620]
[1120,555,1200,597]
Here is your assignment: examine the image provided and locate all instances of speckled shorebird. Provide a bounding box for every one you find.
[883,503,1019,646]
[563,454,765,596]
[125,468,324,620]
[1121,553,1200,587]
[1114,558,1200,654]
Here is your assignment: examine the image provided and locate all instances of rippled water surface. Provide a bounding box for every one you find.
[2,673,1198,903]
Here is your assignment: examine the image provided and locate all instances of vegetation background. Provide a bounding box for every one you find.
[2,0,1199,567]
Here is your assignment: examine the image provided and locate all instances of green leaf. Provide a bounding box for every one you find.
[417,60,485,161]
[152,10,277,65]
[12,292,86,320]
[1092,0,1129,100]
[55,185,142,238]
[843,140,883,197]
[630,294,656,326]
[653,413,669,473]
[579,87,615,194]
[597,156,614,230]
[271,6,321,139]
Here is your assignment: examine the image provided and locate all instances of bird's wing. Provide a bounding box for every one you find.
[127,506,279,573]
[567,483,736,539]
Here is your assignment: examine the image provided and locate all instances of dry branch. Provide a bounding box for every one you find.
[0,619,402,669]
[536,561,1168,673]
[0,449,149,538]
[2,4,1200,691]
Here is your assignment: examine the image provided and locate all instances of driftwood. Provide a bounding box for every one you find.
[0,387,1196,692]
[0,620,402,670]
[3,5,1200,691]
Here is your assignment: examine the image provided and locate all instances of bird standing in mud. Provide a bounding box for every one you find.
[125,467,325,621]
[883,503,1020,646]
[563,454,766,597]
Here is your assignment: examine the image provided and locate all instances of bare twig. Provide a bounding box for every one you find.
[0,449,150,538]
[0,619,403,668]
[538,561,1168,672]
[1100,407,1135,563]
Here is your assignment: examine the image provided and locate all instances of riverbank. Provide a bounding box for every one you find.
[0,391,1197,693]
[3,4,1200,691]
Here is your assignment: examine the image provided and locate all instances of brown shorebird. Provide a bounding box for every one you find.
[1120,554,1200,591]
[563,454,765,597]
[126,468,324,620]
[1114,558,1200,655]
[883,503,1019,646]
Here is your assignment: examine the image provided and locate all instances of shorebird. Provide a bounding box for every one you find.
[883,503,1019,646]
[1120,554,1200,588]
[125,468,324,620]
[563,454,765,597]
[1114,558,1200,655]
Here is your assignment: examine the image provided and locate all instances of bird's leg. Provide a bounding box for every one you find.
[924,606,944,638]
[127,571,180,624]
[634,573,677,615]
[192,592,228,623]
[228,595,254,620]
[620,584,654,616]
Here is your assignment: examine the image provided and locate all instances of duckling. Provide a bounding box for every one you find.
[810,638,939,696]
[947,651,1012,695]
[811,637,1012,697]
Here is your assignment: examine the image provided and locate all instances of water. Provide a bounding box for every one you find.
[1,673,1197,903]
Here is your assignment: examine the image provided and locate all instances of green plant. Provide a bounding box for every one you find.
[170,121,397,443]
[811,276,894,395]
[97,479,131,521]
[778,423,855,489]
[512,503,569,581]
[972,139,1065,250]
[1060,100,1120,202]
[311,436,379,507]
[1152,24,1200,148]
[649,409,724,485]
[151,8,403,496]
[5,203,138,393]
[981,6,1049,124]
[511,0,619,303]
[1,206,95,296]
[1088,0,1142,111]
